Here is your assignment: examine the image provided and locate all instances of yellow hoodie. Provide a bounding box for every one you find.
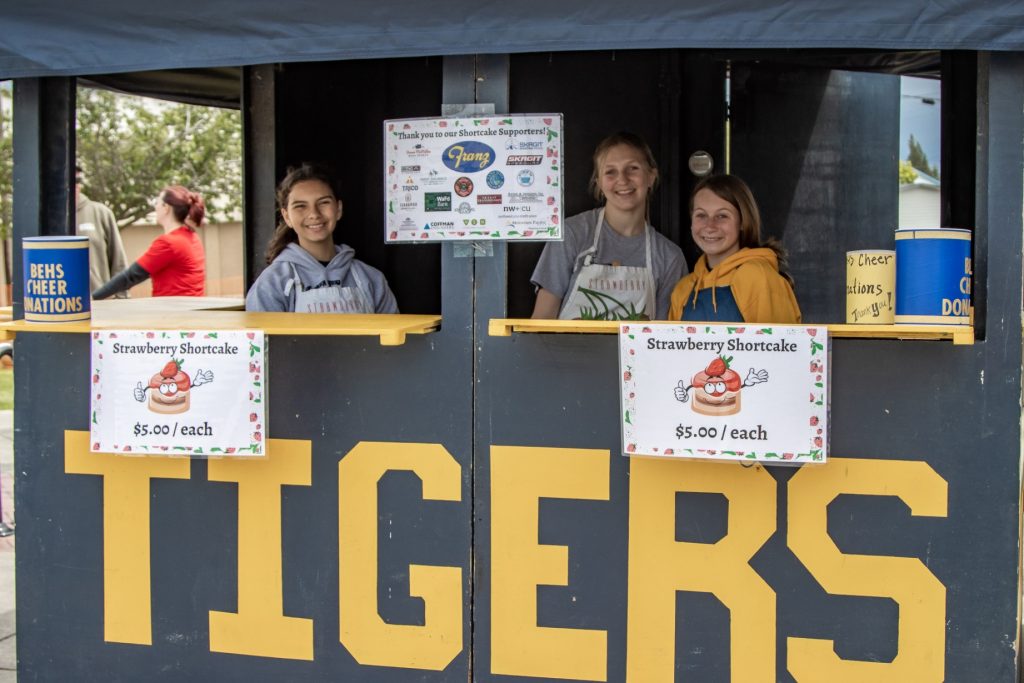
[668,247,801,323]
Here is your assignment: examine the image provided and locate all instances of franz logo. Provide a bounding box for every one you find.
[442,141,495,173]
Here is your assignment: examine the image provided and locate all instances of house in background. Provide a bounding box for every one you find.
[899,169,940,227]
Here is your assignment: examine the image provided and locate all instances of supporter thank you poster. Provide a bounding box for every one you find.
[384,114,563,241]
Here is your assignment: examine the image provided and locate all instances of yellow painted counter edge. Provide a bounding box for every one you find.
[0,312,442,347]
[488,319,975,345]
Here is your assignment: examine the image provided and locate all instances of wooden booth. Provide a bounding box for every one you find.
[2,2,1023,681]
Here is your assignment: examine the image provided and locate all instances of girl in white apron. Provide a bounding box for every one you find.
[530,132,685,321]
[557,208,657,320]
[245,163,398,314]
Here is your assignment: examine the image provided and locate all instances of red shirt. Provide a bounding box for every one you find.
[136,226,206,297]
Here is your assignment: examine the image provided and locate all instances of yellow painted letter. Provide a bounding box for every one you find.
[339,441,463,670]
[491,445,609,681]
[65,430,191,645]
[208,439,313,660]
[787,457,947,681]
[626,459,776,682]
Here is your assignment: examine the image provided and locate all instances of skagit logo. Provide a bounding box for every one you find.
[506,155,543,165]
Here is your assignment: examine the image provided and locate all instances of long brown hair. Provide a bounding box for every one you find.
[265,163,343,264]
[690,174,793,283]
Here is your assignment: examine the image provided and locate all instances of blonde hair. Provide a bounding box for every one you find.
[588,131,659,203]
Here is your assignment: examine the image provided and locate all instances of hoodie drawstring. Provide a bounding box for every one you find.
[689,261,720,313]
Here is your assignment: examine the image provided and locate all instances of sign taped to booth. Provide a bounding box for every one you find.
[619,323,828,463]
[384,113,563,242]
[90,330,266,456]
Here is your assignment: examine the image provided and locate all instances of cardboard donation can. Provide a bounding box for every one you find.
[23,235,91,322]
[895,228,972,325]
[846,250,895,324]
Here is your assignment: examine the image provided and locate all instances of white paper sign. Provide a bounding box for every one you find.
[384,114,563,241]
[90,330,266,456]
[620,323,828,464]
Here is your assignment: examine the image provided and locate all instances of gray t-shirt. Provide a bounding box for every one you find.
[530,208,687,319]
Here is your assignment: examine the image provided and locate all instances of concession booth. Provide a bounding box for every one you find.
[2,1,1024,680]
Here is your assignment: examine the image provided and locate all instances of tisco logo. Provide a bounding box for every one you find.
[443,141,495,173]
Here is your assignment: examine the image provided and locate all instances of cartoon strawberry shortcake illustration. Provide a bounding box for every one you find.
[133,358,213,414]
[674,355,768,416]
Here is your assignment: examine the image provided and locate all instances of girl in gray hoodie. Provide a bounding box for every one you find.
[245,163,398,313]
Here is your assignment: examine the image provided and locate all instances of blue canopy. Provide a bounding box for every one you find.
[1,0,1022,79]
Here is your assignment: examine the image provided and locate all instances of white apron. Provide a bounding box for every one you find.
[285,263,374,313]
[558,209,657,320]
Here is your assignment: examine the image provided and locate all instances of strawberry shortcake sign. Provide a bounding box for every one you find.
[619,323,828,464]
[90,330,266,456]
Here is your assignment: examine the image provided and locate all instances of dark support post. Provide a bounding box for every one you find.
[241,65,277,290]
[473,54,510,323]
[940,51,980,334]
[11,77,75,319]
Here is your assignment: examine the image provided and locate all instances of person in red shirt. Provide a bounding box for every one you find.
[93,185,206,298]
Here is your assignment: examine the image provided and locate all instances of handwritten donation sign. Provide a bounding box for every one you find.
[619,323,828,464]
[90,330,266,456]
[384,114,563,242]
[846,250,895,324]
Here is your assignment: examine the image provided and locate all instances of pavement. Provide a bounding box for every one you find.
[0,405,14,683]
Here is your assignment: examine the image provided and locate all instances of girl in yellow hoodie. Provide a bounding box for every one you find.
[668,175,801,323]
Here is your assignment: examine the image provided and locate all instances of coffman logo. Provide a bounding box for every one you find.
[506,155,543,165]
[429,221,455,229]
[443,141,495,173]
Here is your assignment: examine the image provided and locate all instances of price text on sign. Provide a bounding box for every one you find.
[620,323,828,464]
[90,330,267,456]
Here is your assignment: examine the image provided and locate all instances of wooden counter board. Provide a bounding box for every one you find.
[0,298,441,346]
[488,318,976,345]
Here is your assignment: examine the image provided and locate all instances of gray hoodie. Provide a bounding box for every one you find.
[245,242,398,313]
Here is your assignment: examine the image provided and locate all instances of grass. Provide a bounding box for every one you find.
[0,368,12,410]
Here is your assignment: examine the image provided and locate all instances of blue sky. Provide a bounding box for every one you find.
[900,76,941,174]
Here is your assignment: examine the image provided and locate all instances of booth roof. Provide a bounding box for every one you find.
[2,0,1022,81]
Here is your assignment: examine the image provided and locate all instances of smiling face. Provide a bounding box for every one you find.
[596,144,657,216]
[691,188,741,267]
[280,179,342,258]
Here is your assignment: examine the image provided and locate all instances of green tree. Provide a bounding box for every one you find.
[76,88,241,227]
[898,159,919,185]
[0,86,12,241]
[906,134,939,179]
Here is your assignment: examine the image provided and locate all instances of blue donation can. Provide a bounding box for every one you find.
[23,235,91,322]
[894,228,972,325]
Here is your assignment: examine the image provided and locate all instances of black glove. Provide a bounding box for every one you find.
[92,262,150,300]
